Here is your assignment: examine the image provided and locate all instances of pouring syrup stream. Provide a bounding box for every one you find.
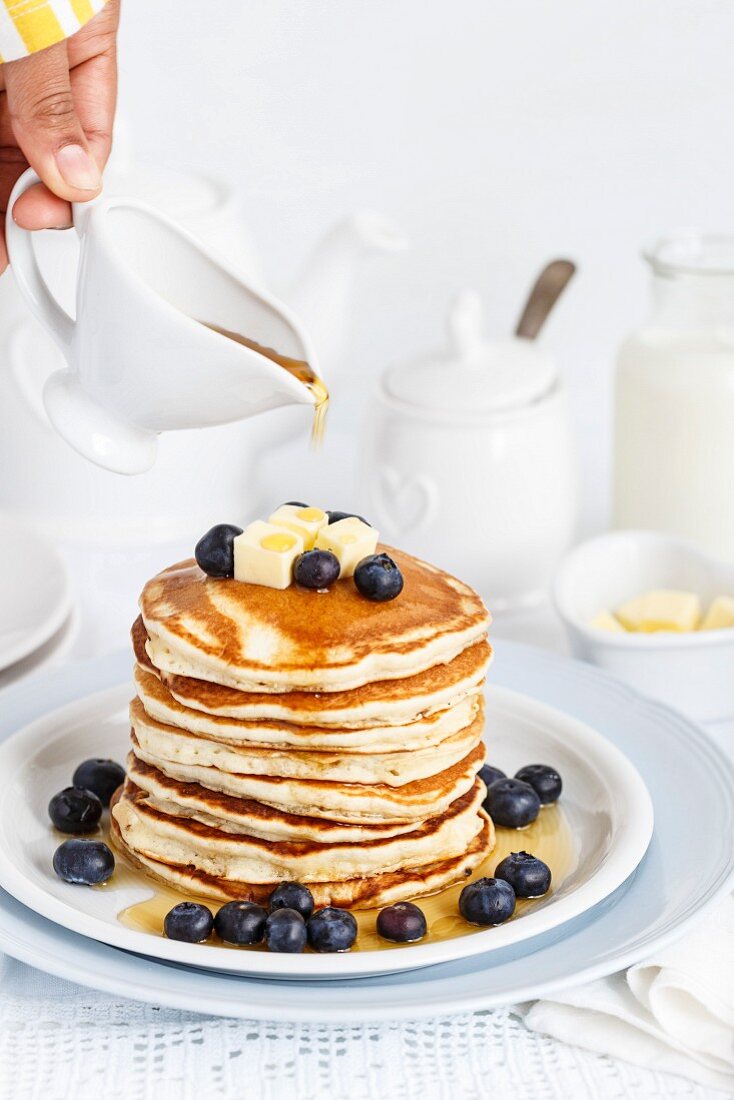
[202,322,329,446]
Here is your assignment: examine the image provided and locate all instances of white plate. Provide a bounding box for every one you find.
[0,605,79,691]
[0,645,731,1020]
[0,515,71,672]
[0,675,653,979]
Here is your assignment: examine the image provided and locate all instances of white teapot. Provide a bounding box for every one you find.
[360,291,578,609]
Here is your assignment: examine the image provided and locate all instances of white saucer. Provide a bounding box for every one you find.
[0,515,71,672]
[0,680,653,979]
[0,644,731,1021]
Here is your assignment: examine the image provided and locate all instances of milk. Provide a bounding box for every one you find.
[614,326,734,560]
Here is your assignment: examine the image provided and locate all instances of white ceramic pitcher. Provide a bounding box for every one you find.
[6,168,320,475]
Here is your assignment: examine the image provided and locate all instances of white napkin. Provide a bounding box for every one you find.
[521,894,734,1092]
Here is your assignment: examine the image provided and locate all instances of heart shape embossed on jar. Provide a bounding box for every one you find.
[375,466,439,534]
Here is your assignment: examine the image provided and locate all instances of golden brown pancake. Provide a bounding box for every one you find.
[140,546,490,692]
[110,792,494,908]
[134,663,482,753]
[126,754,425,842]
[111,776,487,881]
[132,616,491,729]
[129,694,484,786]
[123,539,494,910]
[129,730,486,824]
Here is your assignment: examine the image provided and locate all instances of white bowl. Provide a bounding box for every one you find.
[553,530,734,723]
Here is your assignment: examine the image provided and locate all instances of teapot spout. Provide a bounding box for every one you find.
[287,211,408,378]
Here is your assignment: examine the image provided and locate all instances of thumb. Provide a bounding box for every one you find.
[4,41,101,202]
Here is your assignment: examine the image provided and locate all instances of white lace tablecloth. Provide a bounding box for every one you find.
[1,545,731,1100]
[2,957,729,1100]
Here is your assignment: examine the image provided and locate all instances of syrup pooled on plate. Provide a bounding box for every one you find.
[202,322,329,446]
[116,803,577,951]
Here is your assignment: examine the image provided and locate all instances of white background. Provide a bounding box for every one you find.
[116,0,734,530]
[2,10,734,1093]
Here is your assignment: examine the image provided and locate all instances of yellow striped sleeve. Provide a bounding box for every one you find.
[0,0,107,63]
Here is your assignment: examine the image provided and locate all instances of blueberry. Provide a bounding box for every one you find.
[354,554,404,602]
[194,523,243,578]
[53,838,114,885]
[293,549,340,590]
[72,759,126,807]
[478,764,506,789]
[214,900,267,945]
[48,786,102,834]
[459,877,516,925]
[282,501,309,508]
[514,764,562,805]
[484,777,541,828]
[494,851,552,898]
[269,881,315,920]
[264,908,307,953]
[307,907,358,953]
[327,510,371,526]
[164,902,214,943]
[376,902,427,943]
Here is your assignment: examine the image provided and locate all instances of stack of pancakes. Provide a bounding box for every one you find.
[111,547,496,908]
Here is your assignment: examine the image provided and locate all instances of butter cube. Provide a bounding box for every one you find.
[268,505,328,550]
[314,516,378,578]
[589,610,626,632]
[233,521,304,589]
[615,595,647,632]
[700,595,734,631]
[616,589,701,633]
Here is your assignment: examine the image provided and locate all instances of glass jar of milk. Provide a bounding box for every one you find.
[614,234,734,561]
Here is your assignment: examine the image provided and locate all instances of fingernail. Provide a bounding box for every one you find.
[55,144,101,191]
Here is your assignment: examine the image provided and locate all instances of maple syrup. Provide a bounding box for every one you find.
[202,322,328,446]
[116,803,577,952]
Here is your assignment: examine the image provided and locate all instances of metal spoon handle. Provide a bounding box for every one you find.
[515,259,576,340]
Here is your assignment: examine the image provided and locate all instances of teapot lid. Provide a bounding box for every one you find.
[384,291,558,415]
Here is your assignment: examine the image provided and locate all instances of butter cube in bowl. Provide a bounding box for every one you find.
[701,596,734,631]
[552,530,734,722]
[615,590,702,633]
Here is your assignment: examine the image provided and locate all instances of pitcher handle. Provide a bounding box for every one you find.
[4,167,158,475]
[5,168,76,353]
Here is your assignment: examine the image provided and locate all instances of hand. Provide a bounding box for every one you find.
[0,0,119,272]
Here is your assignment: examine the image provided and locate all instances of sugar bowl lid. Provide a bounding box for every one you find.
[383,291,558,415]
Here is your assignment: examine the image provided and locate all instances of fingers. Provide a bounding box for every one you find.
[12,182,71,229]
[67,0,120,68]
[68,50,117,175]
[0,159,71,275]
[67,0,119,172]
[3,41,101,203]
[0,1,119,267]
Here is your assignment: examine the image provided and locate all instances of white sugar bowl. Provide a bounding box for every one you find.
[360,291,578,608]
